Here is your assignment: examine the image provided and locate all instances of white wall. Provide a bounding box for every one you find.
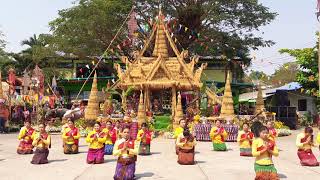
[287,91,317,115]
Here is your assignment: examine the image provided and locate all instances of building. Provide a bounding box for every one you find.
[239,82,317,129]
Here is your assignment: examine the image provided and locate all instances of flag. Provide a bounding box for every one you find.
[128,10,138,38]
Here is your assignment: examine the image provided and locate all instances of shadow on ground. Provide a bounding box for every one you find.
[278,173,287,179]
[135,172,154,179]
[150,152,161,155]
[104,159,117,163]
[196,161,206,164]
[49,159,68,163]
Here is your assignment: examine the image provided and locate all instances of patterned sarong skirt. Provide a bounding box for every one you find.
[31,148,49,164]
[297,149,319,166]
[114,156,136,180]
[64,143,78,154]
[139,143,150,155]
[17,141,33,154]
[104,144,114,155]
[213,142,227,151]
[254,163,279,180]
[87,147,104,164]
[240,148,252,156]
[177,148,195,165]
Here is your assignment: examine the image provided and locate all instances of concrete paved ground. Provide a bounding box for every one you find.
[1,130,320,180]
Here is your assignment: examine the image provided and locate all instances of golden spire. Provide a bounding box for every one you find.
[137,91,146,126]
[85,72,100,120]
[0,71,3,99]
[174,92,184,124]
[219,71,235,118]
[255,83,265,114]
[152,10,169,58]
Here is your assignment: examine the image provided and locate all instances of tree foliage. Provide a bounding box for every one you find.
[269,62,298,86]
[49,0,133,58]
[0,30,11,70]
[136,0,276,57]
[279,38,318,96]
[49,0,276,66]
[244,70,269,84]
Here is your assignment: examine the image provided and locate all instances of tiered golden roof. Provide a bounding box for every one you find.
[137,91,146,126]
[85,72,100,120]
[219,71,235,119]
[0,71,3,99]
[114,11,207,90]
[255,84,265,115]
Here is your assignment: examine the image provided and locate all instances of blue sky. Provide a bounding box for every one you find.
[0,0,318,75]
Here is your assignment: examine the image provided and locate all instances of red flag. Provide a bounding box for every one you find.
[128,10,138,38]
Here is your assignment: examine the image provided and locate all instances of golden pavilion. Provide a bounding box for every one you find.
[114,11,207,125]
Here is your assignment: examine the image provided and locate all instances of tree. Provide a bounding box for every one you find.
[49,0,133,58]
[269,62,298,86]
[0,30,11,69]
[279,37,318,96]
[135,0,276,61]
[244,70,269,84]
[49,0,276,64]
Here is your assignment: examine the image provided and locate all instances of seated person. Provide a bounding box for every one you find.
[176,128,196,165]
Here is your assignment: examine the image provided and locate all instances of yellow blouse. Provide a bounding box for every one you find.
[113,138,139,158]
[31,132,51,149]
[296,133,313,150]
[237,130,253,149]
[62,127,80,145]
[102,128,113,145]
[317,132,320,145]
[173,127,184,139]
[252,138,279,165]
[85,130,107,149]
[18,127,34,142]
[210,127,228,144]
[176,134,196,150]
[136,129,153,143]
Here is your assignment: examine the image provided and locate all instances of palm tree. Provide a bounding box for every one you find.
[21,34,53,65]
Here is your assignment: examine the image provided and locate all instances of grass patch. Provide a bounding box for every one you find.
[154,115,171,131]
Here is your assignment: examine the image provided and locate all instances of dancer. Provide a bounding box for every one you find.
[252,123,279,180]
[114,120,122,139]
[86,122,106,164]
[237,122,254,156]
[31,123,51,164]
[174,119,186,154]
[296,127,319,166]
[62,119,80,154]
[176,128,196,165]
[103,120,117,155]
[210,120,228,151]
[267,121,277,142]
[317,126,320,151]
[113,127,139,180]
[137,123,152,155]
[174,119,186,138]
[17,120,35,154]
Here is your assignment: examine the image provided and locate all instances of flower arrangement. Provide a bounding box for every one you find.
[274,120,291,136]
[274,121,289,129]
[276,128,292,137]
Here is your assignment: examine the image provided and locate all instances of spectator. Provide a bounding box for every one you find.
[0,102,9,133]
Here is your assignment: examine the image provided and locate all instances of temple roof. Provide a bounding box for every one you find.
[115,11,207,90]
